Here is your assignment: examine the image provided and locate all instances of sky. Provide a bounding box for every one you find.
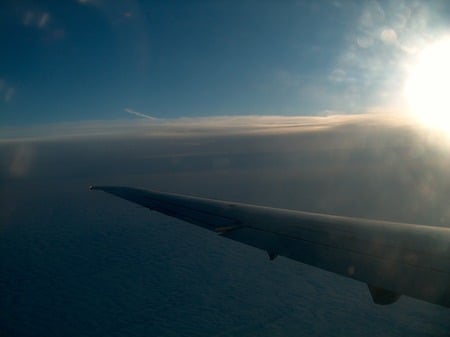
[1,0,450,125]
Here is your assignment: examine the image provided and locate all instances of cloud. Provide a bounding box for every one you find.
[0,113,420,142]
[8,144,34,178]
[22,11,50,29]
[38,12,49,28]
[328,69,347,83]
[380,28,398,44]
[22,11,34,26]
[124,108,158,120]
[2,112,450,229]
[123,11,133,19]
[4,87,15,102]
[0,78,15,102]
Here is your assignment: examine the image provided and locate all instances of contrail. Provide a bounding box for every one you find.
[124,108,158,120]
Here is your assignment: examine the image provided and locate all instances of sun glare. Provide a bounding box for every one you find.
[404,37,450,131]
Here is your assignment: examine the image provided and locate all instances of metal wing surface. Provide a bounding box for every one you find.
[90,185,450,308]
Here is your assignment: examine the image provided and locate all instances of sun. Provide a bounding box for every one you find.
[404,37,450,131]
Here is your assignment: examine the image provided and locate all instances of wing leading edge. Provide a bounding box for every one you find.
[90,185,450,308]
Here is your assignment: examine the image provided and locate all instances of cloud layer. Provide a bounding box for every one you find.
[2,114,450,226]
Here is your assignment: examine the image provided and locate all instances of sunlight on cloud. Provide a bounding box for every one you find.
[0,113,422,142]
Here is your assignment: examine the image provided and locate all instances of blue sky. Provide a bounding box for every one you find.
[1,0,450,125]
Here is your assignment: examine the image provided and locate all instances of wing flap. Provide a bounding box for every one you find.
[223,225,450,306]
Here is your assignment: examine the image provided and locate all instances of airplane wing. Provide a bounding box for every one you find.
[90,185,450,308]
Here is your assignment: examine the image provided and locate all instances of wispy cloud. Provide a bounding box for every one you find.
[5,87,15,103]
[22,11,34,26]
[23,11,50,29]
[38,13,49,28]
[1,79,15,102]
[124,108,158,120]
